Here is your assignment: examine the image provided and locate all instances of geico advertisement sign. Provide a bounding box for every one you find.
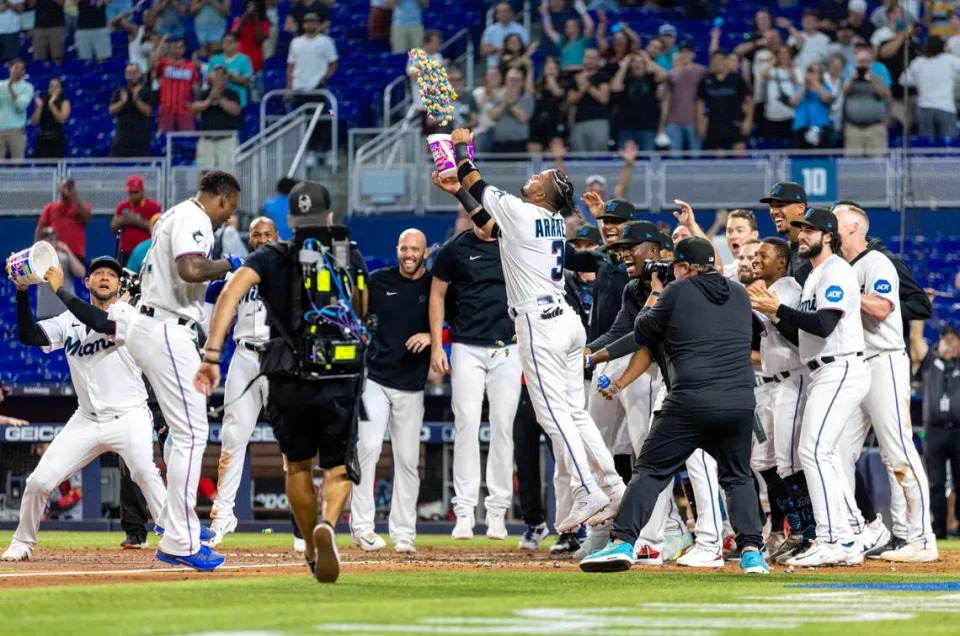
[4,425,66,442]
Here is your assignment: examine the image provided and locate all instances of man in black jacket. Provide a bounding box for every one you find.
[579,237,770,574]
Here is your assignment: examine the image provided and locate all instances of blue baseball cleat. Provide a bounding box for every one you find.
[579,540,636,573]
[155,545,225,572]
[739,549,771,574]
[153,524,216,543]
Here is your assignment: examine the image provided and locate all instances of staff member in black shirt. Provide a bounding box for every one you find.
[350,229,432,555]
[196,181,368,584]
[429,223,520,542]
[580,237,770,575]
[760,181,812,286]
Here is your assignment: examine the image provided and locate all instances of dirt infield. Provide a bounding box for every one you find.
[2,544,959,589]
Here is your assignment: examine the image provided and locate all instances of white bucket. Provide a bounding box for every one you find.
[6,241,59,286]
[427,134,474,178]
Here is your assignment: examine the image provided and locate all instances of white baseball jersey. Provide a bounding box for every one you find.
[797,254,865,363]
[230,273,269,344]
[723,262,738,281]
[757,276,803,375]
[38,302,148,417]
[850,249,902,356]
[139,199,215,324]
[480,186,566,309]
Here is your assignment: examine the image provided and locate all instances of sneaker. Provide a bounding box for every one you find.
[451,516,474,540]
[207,517,238,547]
[764,531,786,557]
[293,536,307,553]
[352,531,386,552]
[866,536,907,559]
[394,539,416,554]
[878,542,939,563]
[677,544,724,569]
[773,535,807,564]
[663,531,693,562]
[785,539,861,567]
[579,540,635,573]
[155,545,225,572]
[1,541,31,561]
[856,514,891,554]
[576,524,588,542]
[311,522,340,583]
[557,488,610,534]
[485,511,508,540]
[120,534,148,549]
[634,543,663,566]
[574,521,611,559]
[518,523,549,550]
[739,548,771,574]
[549,532,581,555]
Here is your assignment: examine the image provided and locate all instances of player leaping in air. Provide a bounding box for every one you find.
[431,128,625,532]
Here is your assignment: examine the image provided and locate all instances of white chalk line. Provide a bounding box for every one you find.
[0,562,306,578]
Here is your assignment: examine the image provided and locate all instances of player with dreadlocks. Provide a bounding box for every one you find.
[430,128,626,533]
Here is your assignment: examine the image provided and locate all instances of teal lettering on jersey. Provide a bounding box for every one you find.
[534,218,565,239]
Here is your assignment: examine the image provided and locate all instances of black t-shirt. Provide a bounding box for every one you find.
[290,0,331,33]
[199,87,242,132]
[431,230,514,346]
[573,71,611,123]
[615,73,660,131]
[111,84,155,140]
[77,0,107,29]
[696,72,749,137]
[35,0,65,28]
[564,245,629,343]
[876,33,918,99]
[366,266,432,391]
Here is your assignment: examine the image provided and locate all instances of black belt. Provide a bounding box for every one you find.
[807,352,863,371]
[139,305,197,328]
[236,340,263,353]
[756,370,792,387]
[866,349,905,361]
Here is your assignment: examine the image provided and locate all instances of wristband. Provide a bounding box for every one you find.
[454,141,471,163]
[585,354,593,369]
[454,187,480,211]
[650,291,661,297]
[457,159,479,181]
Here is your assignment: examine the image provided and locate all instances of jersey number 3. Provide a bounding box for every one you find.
[550,239,564,282]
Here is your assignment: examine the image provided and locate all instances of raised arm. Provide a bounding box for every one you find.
[539,2,561,44]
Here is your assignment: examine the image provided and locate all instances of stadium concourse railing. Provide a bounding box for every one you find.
[348,130,960,215]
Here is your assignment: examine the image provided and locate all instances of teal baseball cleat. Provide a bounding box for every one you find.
[579,540,636,573]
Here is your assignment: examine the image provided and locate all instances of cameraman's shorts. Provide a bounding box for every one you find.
[265,377,358,467]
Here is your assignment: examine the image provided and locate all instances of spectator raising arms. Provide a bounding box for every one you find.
[36,177,91,261]
[541,0,594,71]
[761,45,797,140]
[611,51,665,151]
[660,43,707,155]
[778,10,830,79]
[469,66,502,153]
[0,58,33,161]
[481,2,528,68]
[29,77,70,158]
[655,23,678,70]
[389,0,427,54]
[789,61,834,148]
[900,35,960,139]
[529,56,567,152]
[568,47,610,151]
[843,42,891,157]
[697,50,752,152]
[109,62,155,157]
[208,31,253,107]
[150,0,190,39]
[189,0,230,58]
[489,67,534,153]
[231,0,271,73]
[499,34,537,77]
[32,0,65,63]
[111,10,159,73]
[152,37,200,133]
[111,175,161,266]
[192,65,241,170]
[596,8,640,69]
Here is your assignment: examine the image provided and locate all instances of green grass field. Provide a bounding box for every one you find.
[1,532,960,636]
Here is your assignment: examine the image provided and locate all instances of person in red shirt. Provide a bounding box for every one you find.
[231,0,271,73]
[111,175,163,266]
[35,178,92,261]
[152,38,200,132]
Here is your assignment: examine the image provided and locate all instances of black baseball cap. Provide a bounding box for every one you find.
[940,323,958,338]
[569,224,602,245]
[657,230,675,252]
[597,198,638,222]
[608,220,661,248]
[88,256,123,277]
[674,237,716,266]
[791,206,838,233]
[759,181,807,205]
[289,181,331,216]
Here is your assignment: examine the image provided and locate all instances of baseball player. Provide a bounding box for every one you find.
[749,207,871,567]
[126,170,243,571]
[2,258,167,561]
[350,229,432,554]
[835,204,936,562]
[206,217,278,544]
[432,128,625,532]
[759,182,812,287]
[722,210,759,280]
[429,220,521,541]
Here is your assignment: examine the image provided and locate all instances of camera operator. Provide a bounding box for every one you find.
[580,237,770,575]
[195,181,368,584]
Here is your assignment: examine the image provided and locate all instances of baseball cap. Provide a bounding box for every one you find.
[289,181,331,216]
[837,19,853,30]
[607,220,661,248]
[597,198,638,222]
[657,230,675,252]
[848,0,867,13]
[941,323,958,338]
[659,24,677,37]
[88,255,123,278]
[568,224,602,245]
[585,174,607,188]
[125,175,144,192]
[674,237,716,266]
[791,206,838,232]
[302,12,319,21]
[759,181,807,205]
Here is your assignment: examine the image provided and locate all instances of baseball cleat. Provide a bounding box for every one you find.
[773,535,807,564]
[394,539,416,554]
[663,531,693,562]
[866,536,906,559]
[207,517,238,547]
[574,521,611,559]
[1,541,31,561]
[293,536,307,553]
[557,488,609,534]
[677,544,724,569]
[785,539,861,567]
[739,549,771,574]
[764,531,786,557]
[155,545,225,572]
[518,523,549,550]
[878,542,939,563]
[634,543,664,566]
[311,521,340,583]
[451,516,474,540]
[485,511,508,540]
[587,485,624,527]
[579,540,635,573]
[549,532,581,555]
[120,534,148,549]
[353,531,386,552]
[856,514,891,554]
[155,524,217,545]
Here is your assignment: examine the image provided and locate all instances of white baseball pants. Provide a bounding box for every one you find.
[450,342,522,518]
[799,357,871,544]
[550,379,591,527]
[773,372,807,479]
[210,346,269,525]
[127,316,208,557]
[13,406,166,548]
[751,382,777,473]
[349,379,424,543]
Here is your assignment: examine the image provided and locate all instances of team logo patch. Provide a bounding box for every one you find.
[192,230,204,245]
[825,285,844,302]
[298,194,312,214]
[874,279,892,294]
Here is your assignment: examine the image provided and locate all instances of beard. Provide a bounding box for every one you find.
[738,270,754,285]
[799,237,823,258]
[400,257,424,275]
[91,289,117,302]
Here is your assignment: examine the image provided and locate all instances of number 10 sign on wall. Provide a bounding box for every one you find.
[790,158,837,203]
